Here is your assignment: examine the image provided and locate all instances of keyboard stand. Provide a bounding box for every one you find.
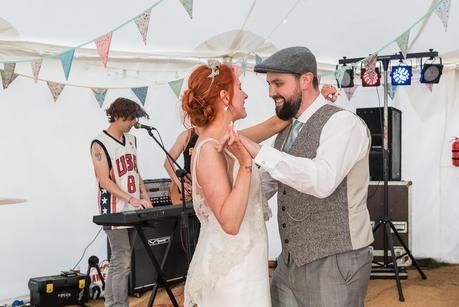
[134,220,180,307]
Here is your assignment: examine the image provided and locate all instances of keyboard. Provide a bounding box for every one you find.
[93,203,194,227]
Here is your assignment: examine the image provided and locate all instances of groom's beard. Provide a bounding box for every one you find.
[273,89,302,121]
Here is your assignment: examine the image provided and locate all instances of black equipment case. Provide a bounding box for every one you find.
[28,273,89,306]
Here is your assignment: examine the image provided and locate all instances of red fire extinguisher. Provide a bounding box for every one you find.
[452,137,459,167]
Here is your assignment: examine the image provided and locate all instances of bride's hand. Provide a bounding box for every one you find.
[226,128,252,167]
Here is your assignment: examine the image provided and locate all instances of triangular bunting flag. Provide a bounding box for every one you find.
[425,83,433,92]
[387,83,397,100]
[31,60,42,83]
[47,81,65,102]
[131,87,148,105]
[239,58,248,76]
[396,30,410,59]
[434,0,451,31]
[344,85,359,101]
[95,33,113,67]
[335,68,345,87]
[60,49,75,80]
[134,9,152,45]
[255,54,263,65]
[363,53,378,81]
[168,79,184,99]
[1,63,17,89]
[179,0,193,19]
[92,88,108,107]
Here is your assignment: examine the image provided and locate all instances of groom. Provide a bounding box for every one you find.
[241,47,374,307]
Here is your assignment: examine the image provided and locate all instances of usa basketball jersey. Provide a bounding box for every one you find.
[92,131,140,229]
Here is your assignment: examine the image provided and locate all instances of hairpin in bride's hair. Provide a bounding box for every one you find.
[207,61,220,79]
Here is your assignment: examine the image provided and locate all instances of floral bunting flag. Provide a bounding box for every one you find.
[425,83,433,92]
[387,83,397,100]
[1,63,17,89]
[31,60,42,83]
[134,9,152,45]
[92,88,108,107]
[179,0,193,19]
[131,87,148,105]
[60,49,75,80]
[396,30,410,59]
[435,0,451,31]
[168,79,184,99]
[95,33,113,67]
[47,81,65,102]
[363,53,378,81]
[344,85,359,101]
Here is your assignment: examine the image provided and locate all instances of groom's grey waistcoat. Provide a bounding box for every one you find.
[274,104,374,267]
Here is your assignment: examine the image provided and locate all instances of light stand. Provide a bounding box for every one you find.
[339,51,433,301]
[137,127,195,307]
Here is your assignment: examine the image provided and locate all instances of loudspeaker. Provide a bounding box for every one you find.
[357,107,402,181]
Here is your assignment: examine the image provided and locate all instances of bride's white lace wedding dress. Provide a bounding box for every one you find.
[184,138,271,307]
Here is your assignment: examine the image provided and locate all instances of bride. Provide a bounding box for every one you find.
[181,63,286,307]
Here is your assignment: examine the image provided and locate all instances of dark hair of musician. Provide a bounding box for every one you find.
[182,64,235,127]
[105,97,149,123]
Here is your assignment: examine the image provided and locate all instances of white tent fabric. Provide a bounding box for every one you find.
[0,0,458,302]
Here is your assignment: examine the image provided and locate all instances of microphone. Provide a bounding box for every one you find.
[135,123,156,130]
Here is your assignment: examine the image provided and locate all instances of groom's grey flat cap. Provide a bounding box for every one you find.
[254,47,317,76]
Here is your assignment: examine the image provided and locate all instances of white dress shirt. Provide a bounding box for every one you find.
[255,94,370,200]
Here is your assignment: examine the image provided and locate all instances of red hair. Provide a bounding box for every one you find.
[182,64,235,127]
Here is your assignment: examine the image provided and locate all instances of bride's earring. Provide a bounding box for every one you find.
[224,105,229,112]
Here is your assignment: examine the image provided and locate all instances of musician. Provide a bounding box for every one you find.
[90,97,152,307]
[164,127,201,204]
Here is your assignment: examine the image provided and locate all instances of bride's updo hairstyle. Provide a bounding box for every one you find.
[182,64,235,127]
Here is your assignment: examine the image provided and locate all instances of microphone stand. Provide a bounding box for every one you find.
[145,128,193,263]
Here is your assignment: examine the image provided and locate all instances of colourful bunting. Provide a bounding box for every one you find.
[425,83,433,92]
[255,54,263,65]
[168,79,184,99]
[134,9,152,45]
[387,83,397,100]
[60,49,75,80]
[396,30,410,59]
[334,67,345,87]
[363,53,378,81]
[131,87,148,105]
[31,60,42,83]
[344,85,359,101]
[92,88,108,107]
[95,33,113,67]
[1,63,18,89]
[239,58,248,76]
[434,0,451,31]
[47,82,65,102]
[180,0,193,19]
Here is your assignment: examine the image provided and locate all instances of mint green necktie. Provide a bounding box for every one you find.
[284,120,303,151]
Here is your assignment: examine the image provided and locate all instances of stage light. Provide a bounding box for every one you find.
[361,68,381,87]
[337,68,354,88]
[420,62,443,84]
[390,65,412,86]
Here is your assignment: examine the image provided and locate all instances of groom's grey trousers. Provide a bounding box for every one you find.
[271,246,372,307]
